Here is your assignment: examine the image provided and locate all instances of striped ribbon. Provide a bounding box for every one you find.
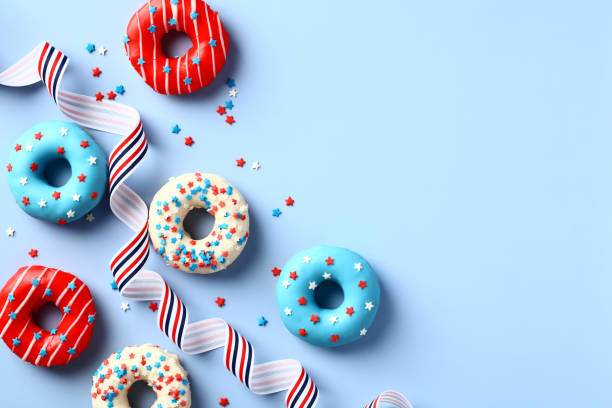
[0,42,412,408]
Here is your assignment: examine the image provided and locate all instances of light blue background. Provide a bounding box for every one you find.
[0,0,610,406]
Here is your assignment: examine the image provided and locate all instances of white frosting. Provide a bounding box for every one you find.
[91,344,191,408]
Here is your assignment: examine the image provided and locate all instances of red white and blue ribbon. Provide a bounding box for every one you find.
[0,42,412,408]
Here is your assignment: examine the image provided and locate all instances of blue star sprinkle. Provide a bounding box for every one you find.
[163,65,171,73]
[168,18,177,26]
[183,77,192,85]
[192,57,200,65]
[190,11,199,19]
[59,334,67,342]
[67,282,76,291]
[226,78,236,87]
[147,25,157,34]
[50,328,57,335]
[258,316,268,326]
[34,332,42,341]
[115,85,126,95]
[39,348,47,357]
[149,5,157,13]
[123,36,131,44]
[209,38,217,47]
[8,311,16,320]
[7,293,14,302]
[272,208,282,217]
[172,124,181,134]
[171,0,179,4]
[63,306,71,314]
[44,289,52,296]
[225,100,234,110]
[31,278,39,286]
[86,43,95,53]
[67,347,76,355]
[137,58,146,65]
[88,314,96,324]
[12,338,20,346]
[110,281,118,290]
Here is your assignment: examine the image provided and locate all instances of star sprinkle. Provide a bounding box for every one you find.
[120,303,130,312]
[271,267,281,276]
[272,208,282,217]
[163,65,171,73]
[358,281,367,289]
[169,18,177,26]
[98,46,107,56]
[72,193,81,202]
[330,334,340,343]
[191,11,199,19]
[282,280,291,289]
[110,281,118,290]
[360,328,368,336]
[78,174,86,182]
[284,307,292,316]
[80,140,89,148]
[8,311,17,320]
[6,227,14,237]
[59,333,67,342]
[28,249,38,258]
[346,307,355,316]
[299,328,307,336]
[92,67,102,77]
[123,36,130,44]
[107,91,117,100]
[25,144,33,152]
[310,314,319,324]
[34,332,41,340]
[365,301,374,311]
[137,58,146,65]
[308,281,317,290]
[149,5,157,13]
[12,338,20,346]
[252,161,261,170]
[226,78,236,87]
[208,38,216,47]
[216,106,226,115]
[147,25,156,33]
[63,306,71,314]
[325,257,335,265]
[67,210,75,218]
[225,116,236,125]
[34,132,43,140]
[67,347,76,355]
[56,146,65,155]
[59,127,68,136]
[19,177,27,186]
[192,57,200,65]
[85,43,95,53]
[67,281,76,291]
[285,196,295,206]
[88,315,95,324]
[323,272,332,280]
[215,297,225,307]
[298,297,307,306]
[184,136,194,146]
[303,256,311,263]
[44,288,52,296]
[225,100,234,110]
[219,398,230,407]
[22,196,30,206]
[258,316,267,326]
[115,85,125,94]
[39,348,47,357]
[14,144,21,151]
[86,213,95,222]
[236,158,246,167]
[354,262,363,271]
[149,302,158,312]
[329,315,338,324]
[88,156,97,165]
[228,88,238,97]
[95,92,104,101]
[183,77,192,85]
[52,191,60,200]
[289,271,298,280]
[31,278,39,286]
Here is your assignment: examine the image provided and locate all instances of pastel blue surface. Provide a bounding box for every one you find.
[276,246,380,347]
[0,0,610,407]
[7,121,107,224]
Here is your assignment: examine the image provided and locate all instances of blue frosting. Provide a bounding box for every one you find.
[276,245,380,347]
[7,120,108,224]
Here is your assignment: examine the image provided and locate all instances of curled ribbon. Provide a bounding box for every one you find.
[0,42,412,408]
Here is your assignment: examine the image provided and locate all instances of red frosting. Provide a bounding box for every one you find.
[125,0,230,94]
[0,265,96,366]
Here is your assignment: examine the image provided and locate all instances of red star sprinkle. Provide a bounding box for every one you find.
[225,115,235,125]
[310,314,319,324]
[216,106,226,115]
[58,219,67,226]
[78,173,86,182]
[298,328,308,336]
[80,140,89,148]
[30,162,38,172]
[215,297,225,307]
[14,144,21,152]
[52,191,61,200]
[184,136,194,146]
[346,307,355,316]
[331,334,340,343]
[358,280,367,289]
[34,132,43,140]
[107,91,117,100]
[325,257,334,265]
[91,192,98,200]
[57,146,65,155]
[271,267,281,276]
[298,296,307,306]
[92,67,102,77]
[235,158,246,167]
[289,271,298,280]
[6,163,12,172]
[95,92,104,101]
[285,196,295,206]
[219,397,230,407]
[21,196,30,206]
[28,249,38,258]
[149,302,158,312]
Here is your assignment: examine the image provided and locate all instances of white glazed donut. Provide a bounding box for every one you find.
[91,344,191,408]
[148,172,249,274]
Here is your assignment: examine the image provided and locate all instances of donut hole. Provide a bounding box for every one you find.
[32,302,62,332]
[183,207,215,240]
[314,280,345,309]
[128,380,156,408]
[43,157,72,187]
[161,30,193,58]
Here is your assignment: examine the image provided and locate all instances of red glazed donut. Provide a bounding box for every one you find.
[125,0,230,94]
[0,265,96,366]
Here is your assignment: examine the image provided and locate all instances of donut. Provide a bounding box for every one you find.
[6,120,108,225]
[0,265,96,366]
[148,172,249,274]
[125,0,229,94]
[91,344,191,408]
[276,246,381,347]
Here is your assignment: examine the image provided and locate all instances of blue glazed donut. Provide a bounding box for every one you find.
[276,245,380,347]
[6,121,108,224]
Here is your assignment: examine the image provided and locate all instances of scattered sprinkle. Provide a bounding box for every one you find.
[28,249,38,258]
[225,116,235,125]
[235,158,246,167]
[272,208,282,217]
[6,227,15,237]
[172,124,181,134]
[219,397,230,407]
[92,67,102,77]
[258,316,268,326]
[85,43,95,53]
[271,267,281,276]
[215,297,225,307]
[115,85,126,95]
[95,92,104,101]
[107,91,117,100]
[228,88,238,98]
[285,196,295,206]
[216,106,226,115]
[110,281,118,290]
[225,100,234,110]
[120,302,130,312]
[98,46,107,56]
[184,136,194,146]
[226,78,235,88]
[149,302,158,312]
[86,213,95,222]
[251,161,261,170]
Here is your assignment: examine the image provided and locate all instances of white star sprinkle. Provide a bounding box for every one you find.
[19,177,28,186]
[59,127,68,136]
[86,213,95,222]
[228,88,238,97]
[120,302,130,312]
[284,307,292,316]
[98,46,107,56]
[239,204,248,213]
[322,272,331,280]
[72,193,80,202]
[282,280,291,289]
[360,328,368,336]
[66,210,75,218]
[303,255,311,264]
[87,156,97,166]
[365,301,374,311]
[308,281,317,290]
[329,315,338,324]
[38,199,47,208]
[251,161,261,170]
[354,262,363,271]
[25,145,32,152]
[6,227,15,237]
